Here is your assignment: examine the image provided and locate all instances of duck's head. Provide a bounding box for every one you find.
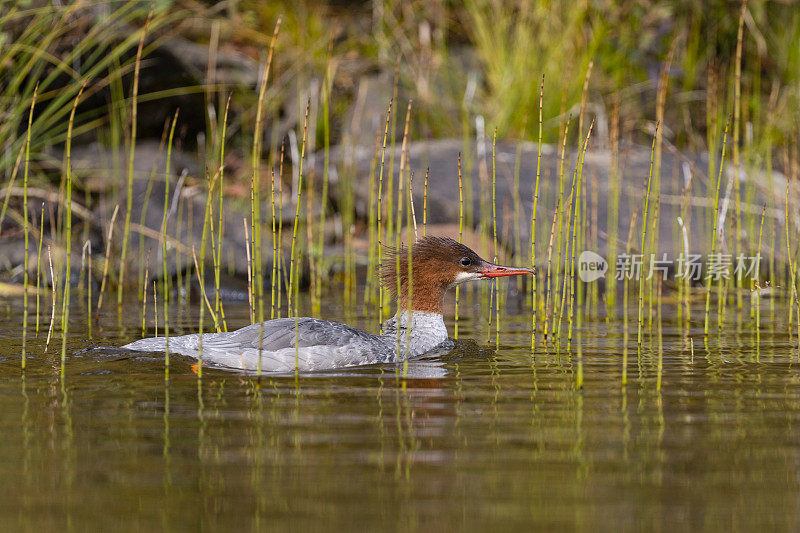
[381,236,534,314]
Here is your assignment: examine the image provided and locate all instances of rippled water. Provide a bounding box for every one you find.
[1,290,799,530]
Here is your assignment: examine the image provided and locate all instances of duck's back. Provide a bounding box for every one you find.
[123,318,396,372]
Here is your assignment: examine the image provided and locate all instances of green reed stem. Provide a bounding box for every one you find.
[161,109,179,372]
[704,117,730,336]
[153,280,157,341]
[21,83,37,370]
[376,99,393,331]
[270,167,278,320]
[244,218,254,325]
[199,171,220,328]
[215,96,231,329]
[638,122,660,347]
[568,119,594,351]
[118,8,152,310]
[409,170,419,239]
[455,154,463,340]
[386,66,399,247]
[622,209,639,386]
[576,333,583,390]
[277,145,285,319]
[141,249,150,336]
[396,100,413,248]
[513,115,526,262]
[395,101,413,359]
[577,60,593,148]
[305,145,317,318]
[96,205,119,318]
[395,160,405,356]
[556,176,577,344]
[785,179,798,348]
[252,19,282,331]
[606,97,620,316]
[248,172,256,324]
[756,203,766,342]
[491,128,499,347]
[650,45,673,331]
[288,100,311,318]
[315,49,334,316]
[423,168,429,238]
[136,138,163,300]
[530,74,544,349]
[552,115,571,338]
[61,82,85,377]
[733,0,747,313]
[363,126,382,314]
[543,201,560,344]
[657,280,663,391]
[83,241,92,339]
[290,100,311,375]
[45,245,55,352]
[35,203,44,334]
[404,180,414,379]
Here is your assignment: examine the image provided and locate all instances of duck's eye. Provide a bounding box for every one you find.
[460,257,471,266]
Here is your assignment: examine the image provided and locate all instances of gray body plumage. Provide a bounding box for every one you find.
[122,311,449,372]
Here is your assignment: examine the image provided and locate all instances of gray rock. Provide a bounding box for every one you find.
[315,138,794,271]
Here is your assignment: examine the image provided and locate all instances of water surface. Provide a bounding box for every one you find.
[1,292,798,530]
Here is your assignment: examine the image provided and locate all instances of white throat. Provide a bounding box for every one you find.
[381,310,449,358]
[450,271,482,288]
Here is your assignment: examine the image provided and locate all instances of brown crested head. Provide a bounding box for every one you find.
[380,236,533,313]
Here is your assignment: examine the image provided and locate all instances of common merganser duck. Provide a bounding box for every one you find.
[122,236,533,372]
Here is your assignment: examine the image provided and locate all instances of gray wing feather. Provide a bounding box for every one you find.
[205,318,379,351]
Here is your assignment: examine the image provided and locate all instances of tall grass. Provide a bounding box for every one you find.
[0,2,173,179]
[462,0,591,139]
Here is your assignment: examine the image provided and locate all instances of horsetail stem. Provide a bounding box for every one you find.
[638,122,660,347]
[530,74,544,347]
[455,154,464,340]
[21,82,38,371]
[376,99,393,331]
[704,117,731,336]
[61,82,85,378]
[118,7,153,310]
